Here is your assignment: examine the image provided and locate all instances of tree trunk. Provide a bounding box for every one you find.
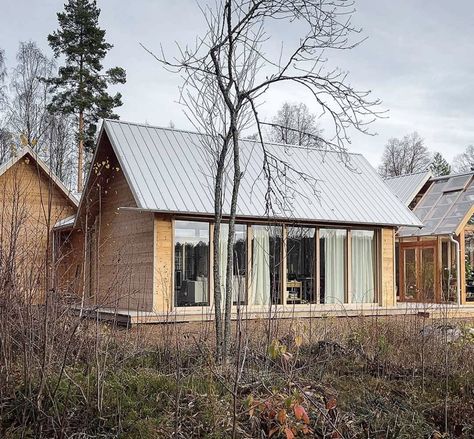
[223,121,241,360]
[78,111,84,193]
[213,135,231,360]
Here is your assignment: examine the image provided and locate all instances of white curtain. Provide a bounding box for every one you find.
[250,227,271,305]
[351,231,375,303]
[322,229,345,304]
[219,224,229,305]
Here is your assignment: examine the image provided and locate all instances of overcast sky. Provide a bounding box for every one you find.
[2,0,474,167]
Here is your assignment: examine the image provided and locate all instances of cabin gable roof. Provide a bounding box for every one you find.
[0,146,79,207]
[91,119,423,228]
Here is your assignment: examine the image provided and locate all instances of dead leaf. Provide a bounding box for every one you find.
[277,409,287,424]
[294,404,306,421]
[269,426,279,437]
[326,397,337,411]
[285,427,295,439]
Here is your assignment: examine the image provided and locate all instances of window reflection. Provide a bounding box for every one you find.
[287,227,315,304]
[174,221,209,306]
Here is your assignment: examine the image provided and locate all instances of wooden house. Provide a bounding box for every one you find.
[0,147,78,301]
[386,171,474,304]
[55,120,423,321]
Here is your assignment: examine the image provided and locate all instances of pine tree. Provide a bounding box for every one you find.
[430,152,451,177]
[47,0,126,191]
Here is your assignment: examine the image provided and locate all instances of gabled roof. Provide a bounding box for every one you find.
[398,172,474,237]
[384,171,432,206]
[81,119,422,227]
[0,146,79,207]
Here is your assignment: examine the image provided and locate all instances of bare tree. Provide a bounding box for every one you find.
[0,130,13,164]
[0,49,11,165]
[7,42,55,149]
[268,102,322,147]
[146,0,381,360]
[452,145,474,173]
[0,48,6,109]
[378,132,431,178]
[45,113,77,188]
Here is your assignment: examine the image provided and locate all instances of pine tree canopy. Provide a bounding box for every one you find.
[430,152,451,177]
[47,0,126,151]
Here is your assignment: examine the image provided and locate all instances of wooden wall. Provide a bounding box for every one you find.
[0,155,76,302]
[77,135,155,312]
[153,215,173,312]
[380,227,396,307]
[54,228,84,300]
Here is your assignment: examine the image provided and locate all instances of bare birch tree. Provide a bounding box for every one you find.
[268,102,322,147]
[7,41,55,149]
[145,0,381,360]
[0,48,6,109]
[452,145,474,173]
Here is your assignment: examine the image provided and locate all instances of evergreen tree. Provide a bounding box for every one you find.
[47,0,126,191]
[430,152,451,176]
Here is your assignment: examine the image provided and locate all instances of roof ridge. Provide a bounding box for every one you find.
[103,118,363,157]
[384,170,431,181]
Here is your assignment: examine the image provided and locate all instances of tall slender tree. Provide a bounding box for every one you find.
[0,48,6,108]
[47,0,126,192]
[8,41,54,149]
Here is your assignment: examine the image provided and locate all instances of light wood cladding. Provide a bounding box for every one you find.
[78,135,155,312]
[380,228,396,307]
[153,215,173,312]
[0,154,76,302]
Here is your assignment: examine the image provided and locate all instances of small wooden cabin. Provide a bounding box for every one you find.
[55,120,422,320]
[386,171,474,304]
[0,147,78,301]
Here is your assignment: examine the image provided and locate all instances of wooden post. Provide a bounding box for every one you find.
[460,229,466,305]
[436,236,442,303]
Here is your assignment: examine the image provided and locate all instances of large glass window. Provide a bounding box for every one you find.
[219,224,247,305]
[174,221,210,306]
[320,229,346,304]
[287,227,316,304]
[351,230,375,303]
[251,225,282,305]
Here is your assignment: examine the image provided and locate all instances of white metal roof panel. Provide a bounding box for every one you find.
[102,119,422,227]
[384,171,432,206]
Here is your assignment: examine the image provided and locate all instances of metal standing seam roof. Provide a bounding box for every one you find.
[384,171,432,206]
[398,172,474,237]
[95,119,422,228]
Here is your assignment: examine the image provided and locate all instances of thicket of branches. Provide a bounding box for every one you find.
[146,0,382,361]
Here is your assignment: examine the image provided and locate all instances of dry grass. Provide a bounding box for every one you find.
[1,295,473,438]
